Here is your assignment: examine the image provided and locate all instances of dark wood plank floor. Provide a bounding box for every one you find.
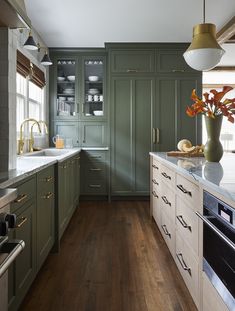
[20,201,197,311]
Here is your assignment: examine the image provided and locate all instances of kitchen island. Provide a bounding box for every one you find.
[150,152,235,311]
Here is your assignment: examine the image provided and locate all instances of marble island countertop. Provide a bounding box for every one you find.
[150,152,235,203]
[0,148,81,188]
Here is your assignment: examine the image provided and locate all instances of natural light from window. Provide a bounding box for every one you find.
[203,71,235,152]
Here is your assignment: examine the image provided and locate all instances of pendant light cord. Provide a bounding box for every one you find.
[203,0,206,23]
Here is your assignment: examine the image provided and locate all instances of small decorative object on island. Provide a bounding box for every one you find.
[186,86,235,162]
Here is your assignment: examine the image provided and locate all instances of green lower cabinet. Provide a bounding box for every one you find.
[36,166,55,271]
[110,77,153,196]
[8,200,37,311]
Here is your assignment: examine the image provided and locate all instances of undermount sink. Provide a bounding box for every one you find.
[24,148,72,157]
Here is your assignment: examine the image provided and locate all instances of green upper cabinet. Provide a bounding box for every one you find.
[110,49,155,74]
[81,56,106,119]
[156,49,196,73]
[81,122,106,147]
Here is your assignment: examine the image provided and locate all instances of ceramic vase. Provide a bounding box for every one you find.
[204,115,223,162]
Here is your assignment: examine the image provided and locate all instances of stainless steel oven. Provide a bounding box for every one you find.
[0,189,25,311]
[197,190,235,311]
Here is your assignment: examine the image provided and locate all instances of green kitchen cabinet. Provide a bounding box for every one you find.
[80,150,108,196]
[52,121,80,147]
[8,177,37,311]
[81,122,107,147]
[110,77,154,196]
[153,75,202,152]
[36,165,55,271]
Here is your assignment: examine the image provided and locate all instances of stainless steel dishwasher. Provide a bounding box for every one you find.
[0,189,25,311]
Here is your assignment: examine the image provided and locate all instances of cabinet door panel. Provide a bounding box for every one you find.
[81,122,106,147]
[53,122,79,147]
[111,78,132,193]
[135,79,153,192]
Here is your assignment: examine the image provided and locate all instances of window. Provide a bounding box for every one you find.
[16,72,45,138]
[203,71,235,151]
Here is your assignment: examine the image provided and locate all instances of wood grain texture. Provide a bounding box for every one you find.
[20,201,197,311]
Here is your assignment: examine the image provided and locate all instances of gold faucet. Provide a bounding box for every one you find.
[18,118,41,154]
[30,120,49,151]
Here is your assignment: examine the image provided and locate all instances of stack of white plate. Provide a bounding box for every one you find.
[63,88,74,94]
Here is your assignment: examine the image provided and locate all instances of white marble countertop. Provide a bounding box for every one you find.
[150,152,235,203]
[0,148,81,188]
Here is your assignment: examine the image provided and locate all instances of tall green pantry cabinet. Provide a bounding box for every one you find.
[107,44,202,197]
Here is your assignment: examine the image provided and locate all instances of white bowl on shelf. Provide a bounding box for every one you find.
[93,110,103,116]
[88,75,99,82]
[63,88,74,94]
[67,75,75,81]
[57,76,65,81]
[58,96,66,101]
[88,88,99,95]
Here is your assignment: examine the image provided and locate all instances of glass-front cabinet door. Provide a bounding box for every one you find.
[56,58,78,119]
[82,57,105,118]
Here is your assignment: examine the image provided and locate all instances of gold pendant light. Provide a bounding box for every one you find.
[183,0,225,71]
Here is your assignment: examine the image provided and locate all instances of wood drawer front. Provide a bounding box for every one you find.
[152,158,161,179]
[176,174,199,209]
[157,50,194,73]
[160,164,175,189]
[152,176,161,194]
[202,273,229,311]
[175,234,199,307]
[161,211,175,257]
[110,50,155,73]
[176,197,199,256]
[160,184,175,223]
[37,166,55,193]
[152,192,161,228]
[11,177,36,212]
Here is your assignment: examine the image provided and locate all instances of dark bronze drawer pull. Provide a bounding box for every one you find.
[152,164,159,170]
[89,184,101,188]
[90,168,102,171]
[176,215,192,231]
[161,196,171,206]
[42,192,54,199]
[152,191,158,198]
[14,194,28,203]
[161,172,171,180]
[176,253,191,276]
[161,224,171,238]
[16,217,27,228]
[177,184,192,196]
[152,179,159,185]
[45,176,53,182]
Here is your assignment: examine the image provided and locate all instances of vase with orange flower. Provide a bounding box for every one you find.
[186,86,235,162]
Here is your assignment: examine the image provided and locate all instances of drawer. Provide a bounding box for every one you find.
[84,151,106,164]
[176,174,199,210]
[110,50,155,73]
[11,176,36,212]
[152,157,161,180]
[84,181,107,195]
[176,196,199,256]
[156,50,195,73]
[175,234,199,307]
[160,184,175,223]
[37,166,55,193]
[160,164,175,189]
[152,190,161,228]
[160,211,175,257]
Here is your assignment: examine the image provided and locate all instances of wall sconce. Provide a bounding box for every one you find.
[23,29,53,66]
[183,0,225,71]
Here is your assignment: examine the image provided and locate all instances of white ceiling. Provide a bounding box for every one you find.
[25,0,235,48]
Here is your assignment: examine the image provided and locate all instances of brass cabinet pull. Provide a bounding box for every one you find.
[177,184,192,197]
[75,156,80,160]
[126,69,138,73]
[176,253,191,276]
[156,128,160,144]
[42,192,54,199]
[70,160,75,164]
[152,191,158,198]
[176,215,192,231]
[82,103,85,114]
[152,179,159,185]
[152,128,156,144]
[90,155,102,159]
[89,184,101,188]
[90,168,102,171]
[161,196,171,206]
[161,172,171,180]
[14,194,28,203]
[152,164,159,170]
[16,217,27,228]
[63,165,67,169]
[161,224,171,238]
[172,69,185,73]
[45,176,53,182]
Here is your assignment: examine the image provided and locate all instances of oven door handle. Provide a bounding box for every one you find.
[0,240,25,278]
[196,212,235,251]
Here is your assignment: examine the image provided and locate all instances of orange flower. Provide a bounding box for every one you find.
[186,86,235,123]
